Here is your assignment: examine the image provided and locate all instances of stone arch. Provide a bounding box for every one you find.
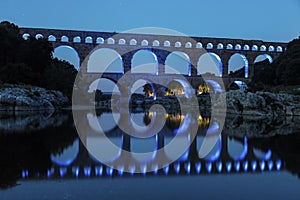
[226,44,233,50]
[228,53,249,78]
[131,49,158,74]
[197,52,222,77]
[165,51,191,76]
[254,54,273,64]
[196,42,203,48]
[107,37,115,44]
[53,45,80,70]
[185,42,192,48]
[152,40,160,46]
[118,39,126,45]
[88,77,120,94]
[131,135,158,163]
[206,43,213,49]
[61,35,69,42]
[268,45,275,52]
[96,37,104,44]
[276,46,283,52]
[217,43,224,49]
[48,35,56,42]
[252,45,258,51]
[51,139,79,166]
[260,45,267,51]
[164,40,170,47]
[73,36,81,43]
[141,39,148,46]
[235,44,242,50]
[22,33,30,40]
[35,33,43,39]
[87,48,123,73]
[130,39,137,45]
[131,79,157,99]
[166,79,193,98]
[85,36,93,43]
[175,41,182,47]
[229,80,248,90]
[243,44,250,51]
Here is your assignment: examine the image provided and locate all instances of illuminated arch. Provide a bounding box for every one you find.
[226,44,233,50]
[131,135,158,164]
[96,37,104,44]
[22,33,30,40]
[141,39,148,46]
[175,41,182,47]
[131,50,158,74]
[196,42,203,48]
[85,36,93,43]
[228,53,249,78]
[197,52,222,77]
[87,48,123,73]
[254,54,273,64]
[243,45,250,51]
[235,44,241,50]
[61,35,69,42]
[51,139,79,166]
[107,38,115,44]
[228,137,248,161]
[118,39,126,45]
[276,46,283,52]
[152,40,160,46]
[185,42,192,48]
[165,51,191,76]
[48,35,56,42]
[73,36,81,43]
[252,45,258,51]
[164,40,170,47]
[253,148,272,160]
[35,34,43,39]
[53,45,80,70]
[166,79,194,98]
[130,39,137,45]
[268,45,275,52]
[206,43,213,49]
[217,43,224,49]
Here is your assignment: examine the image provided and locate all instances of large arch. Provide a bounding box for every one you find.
[88,78,120,94]
[197,53,222,77]
[131,79,157,99]
[131,49,158,74]
[50,139,79,166]
[87,48,124,73]
[165,51,191,76]
[254,54,273,64]
[228,53,249,78]
[53,45,80,70]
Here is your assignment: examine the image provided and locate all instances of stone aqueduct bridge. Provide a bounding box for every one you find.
[19,28,287,89]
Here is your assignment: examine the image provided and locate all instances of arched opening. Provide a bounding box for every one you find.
[254,54,273,64]
[51,139,79,166]
[131,79,156,99]
[228,53,249,78]
[152,40,160,46]
[131,50,158,74]
[130,39,137,45]
[268,45,275,52]
[165,79,193,98]
[185,42,192,48]
[35,34,43,39]
[276,46,283,52]
[253,148,272,160]
[164,40,170,47]
[197,53,222,77]
[235,44,241,50]
[226,44,233,50]
[87,48,123,73]
[252,45,258,51]
[228,137,248,161]
[61,36,69,42]
[206,43,213,49]
[107,38,115,44]
[175,41,182,47]
[53,45,80,70]
[141,40,148,46]
[260,45,267,51]
[229,80,248,91]
[165,51,191,76]
[131,135,157,163]
[22,33,30,40]
[48,35,56,42]
[217,43,223,49]
[243,45,250,51]
[73,36,81,43]
[96,37,104,44]
[196,42,203,48]
[85,36,93,44]
[118,39,126,45]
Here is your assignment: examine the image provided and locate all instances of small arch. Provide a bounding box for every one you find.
[164,40,170,47]
[185,42,192,48]
[196,42,203,48]
[22,33,30,40]
[107,38,115,44]
[118,39,126,45]
[175,41,182,47]
[268,45,275,52]
[48,35,56,42]
[141,39,148,46]
[243,45,250,51]
[61,36,69,42]
[73,36,81,43]
[276,46,283,52]
[206,43,213,49]
[96,37,104,44]
[235,44,241,50]
[217,43,223,49]
[130,39,137,45]
[85,36,93,44]
[252,45,258,51]
[152,40,160,47]
[35,34,43,39]
[260,45,267,51]
[226,44,233,50]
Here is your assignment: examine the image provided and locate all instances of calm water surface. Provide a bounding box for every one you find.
[0,110,299,200]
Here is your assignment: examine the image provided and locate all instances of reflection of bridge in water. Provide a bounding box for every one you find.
[20,112,283,179]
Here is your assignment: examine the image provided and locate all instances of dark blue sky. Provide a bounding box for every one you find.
[1,0,300,42]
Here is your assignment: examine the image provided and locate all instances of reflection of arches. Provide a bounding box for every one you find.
[73,36,81,43]
[48,35,56,42]
[61,36,69,42]
[164,135,190,161]
[197,134,222,162]
[53,45,80,70]
[197,53,222,77]
[228,137,248,161]
[131,136,157,162]
[51,139,79,166]
[87,48,123,73]
[165,51,191,75]
[87,112,120,132]
[254,54,273,63]
[228,53,249,78]
[131,50,158,74]
[166,79,193,98]
[253,148,272,160]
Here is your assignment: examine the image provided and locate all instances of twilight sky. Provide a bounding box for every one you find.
[1,0,300,42]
